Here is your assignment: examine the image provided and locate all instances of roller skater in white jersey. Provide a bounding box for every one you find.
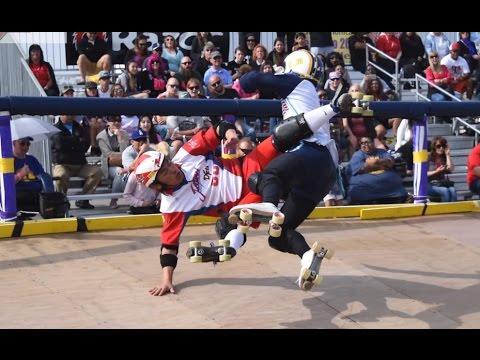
[228,50,351,290]
[136,49,353,296]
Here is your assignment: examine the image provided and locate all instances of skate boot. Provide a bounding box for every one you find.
[298,242,334,291]
[229,202,280,222]
[332,93,353,114]
[215,214,237,240]
[186,240,236,264]
[228,202,284,237]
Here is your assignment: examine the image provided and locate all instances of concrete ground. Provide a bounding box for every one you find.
[1,212,480,329]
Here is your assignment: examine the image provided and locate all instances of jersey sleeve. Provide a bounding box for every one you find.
[161,211,188,247]
[182,126,221,156]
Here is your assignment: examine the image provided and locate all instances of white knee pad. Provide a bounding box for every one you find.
[225,229,246,250]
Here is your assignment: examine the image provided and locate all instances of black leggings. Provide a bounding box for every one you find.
[257,142,336,257]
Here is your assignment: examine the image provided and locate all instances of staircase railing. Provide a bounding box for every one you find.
[365,43,400,97]
[414,73,480,146]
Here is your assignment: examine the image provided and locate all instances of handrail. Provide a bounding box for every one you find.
[414,74,461,102]
[365,43,399,97]
[414,74,480,146]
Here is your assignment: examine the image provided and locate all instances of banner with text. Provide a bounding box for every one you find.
[331,32,351,65]
[66,32,230,65]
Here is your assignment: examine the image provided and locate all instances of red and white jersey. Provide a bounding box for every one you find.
[160,127,243,246]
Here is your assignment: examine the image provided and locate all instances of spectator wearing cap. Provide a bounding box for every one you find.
[51,114,103,209]
[142,42,169,77]
[203,51,233,96]
[441,42,472,99]
[173,56,203,92]
[121,129,155,174]
[97,70,112,98]
[96,115,130,209]
[13,136,55,215]
[60,85,75,97]
[161,35,184,76]
[27,44,59,96]
[124,34,152,69]
[191,32,214,65]
[325,71,348,100]
[194,41,216,78]
[324,65,351,91]
[76,32,112,85]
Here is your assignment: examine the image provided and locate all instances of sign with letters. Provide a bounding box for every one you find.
[66,32,230,65]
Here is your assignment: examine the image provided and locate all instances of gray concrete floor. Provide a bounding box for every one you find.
[1,212,480,328]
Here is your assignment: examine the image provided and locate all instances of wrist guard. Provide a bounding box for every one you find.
[160,254,178,268]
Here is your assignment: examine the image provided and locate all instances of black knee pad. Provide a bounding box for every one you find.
[272,114,313,152]
[248,172,262,194]
[268,235,289,253]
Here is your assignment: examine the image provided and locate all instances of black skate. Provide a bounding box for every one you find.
[186,240,237,264]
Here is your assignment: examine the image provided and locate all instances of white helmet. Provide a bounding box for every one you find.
[135,151,166,187]
[284,49,320,83]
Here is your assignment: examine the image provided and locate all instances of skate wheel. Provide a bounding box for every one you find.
[272,211,285,225]
[352,107,363,114]
[352,92,364,100]
[363,95,374,101]
[228,214,238,225]
[219,254,232,262]
[239,208,252,222]
[313,275,323,285]
[324,249,334,260]
[311,241,323,253]
[190,256,203,263]
[301,267,311,280]
[219,239,230,247]
[302,281,313,291]
[269,224,282,238]
[189,241,201,247]
[238,223,250,234]
[362,109,374,117]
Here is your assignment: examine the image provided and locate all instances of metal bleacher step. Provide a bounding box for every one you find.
[433,135,474,149]
[427,123,452,137]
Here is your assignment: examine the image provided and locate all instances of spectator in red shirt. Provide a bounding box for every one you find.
[467,144,480,194]
[27,44,59,96]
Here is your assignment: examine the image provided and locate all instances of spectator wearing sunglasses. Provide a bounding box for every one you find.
[13,137,55,215]
[124,34,151,69]
[204,51,233,96]
[138,54,168,98]
[161,36,184,76]
[173,56,203,92]
[347,135,407,205]
[427,136,457,202]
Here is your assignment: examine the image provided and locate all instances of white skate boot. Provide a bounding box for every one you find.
[297,242,334,291]
[228,202,285,238]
